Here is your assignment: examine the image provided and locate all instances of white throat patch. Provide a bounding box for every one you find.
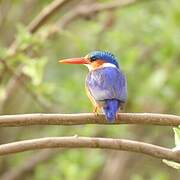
[85,63,117,71]
[102,63,117,68]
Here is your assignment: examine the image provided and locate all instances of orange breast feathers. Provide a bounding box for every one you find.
[91,60,105,70]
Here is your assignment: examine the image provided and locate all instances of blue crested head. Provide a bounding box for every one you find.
[88,51,119,68]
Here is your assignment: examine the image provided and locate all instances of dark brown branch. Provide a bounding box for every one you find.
[0,113,179,127]
[0,136,180,163]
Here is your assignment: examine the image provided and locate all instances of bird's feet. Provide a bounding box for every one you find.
[93,106,100,117]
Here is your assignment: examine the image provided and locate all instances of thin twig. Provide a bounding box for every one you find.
[27,0,71,33]
[0,113,179,127]
[0,136,180,163]
[9,0,140,54]
[8,0,74,55]
[53,0,139,31]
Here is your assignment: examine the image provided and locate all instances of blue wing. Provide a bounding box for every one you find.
[86,67,127,103]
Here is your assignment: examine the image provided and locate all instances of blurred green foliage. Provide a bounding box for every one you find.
[0,0,180,179]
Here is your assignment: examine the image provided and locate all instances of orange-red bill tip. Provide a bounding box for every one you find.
[58,57,89,64]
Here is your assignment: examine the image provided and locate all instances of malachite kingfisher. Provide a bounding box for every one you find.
[59,51,127,122]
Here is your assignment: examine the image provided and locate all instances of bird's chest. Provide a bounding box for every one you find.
[86,69,105,91]
[86,67,117,101]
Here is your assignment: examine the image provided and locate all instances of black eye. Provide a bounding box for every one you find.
[90,56,97,62]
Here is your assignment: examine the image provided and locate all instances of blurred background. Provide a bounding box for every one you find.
[0,0,180,179]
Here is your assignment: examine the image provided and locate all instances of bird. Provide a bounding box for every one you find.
[59,51,127,122]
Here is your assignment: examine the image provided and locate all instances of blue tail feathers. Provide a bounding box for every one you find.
[103,99,120,122]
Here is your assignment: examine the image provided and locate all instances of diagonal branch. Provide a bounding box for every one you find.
[8,0,73,54]
[27,0,71,33]
[9,0,141,53]
[0,136,180,163]
[0,113,179,127]
[55,0,140,30]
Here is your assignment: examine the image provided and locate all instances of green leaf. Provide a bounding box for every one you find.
[23,57,47,85]
[173,126,180,147]
[16,24,33,50]
[163,127,180,169]
[162,159,180,169]
[15,24,44,52]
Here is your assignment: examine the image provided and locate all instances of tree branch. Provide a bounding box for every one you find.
[8,0,75,55]
[56,0,139,30]
[27,0,71,33]
[0,113,179,127]
[0,136,180,163]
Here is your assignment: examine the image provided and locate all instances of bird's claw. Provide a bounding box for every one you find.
[93,107,100,116]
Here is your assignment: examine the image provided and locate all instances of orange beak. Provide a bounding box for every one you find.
[59,57,89,64]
